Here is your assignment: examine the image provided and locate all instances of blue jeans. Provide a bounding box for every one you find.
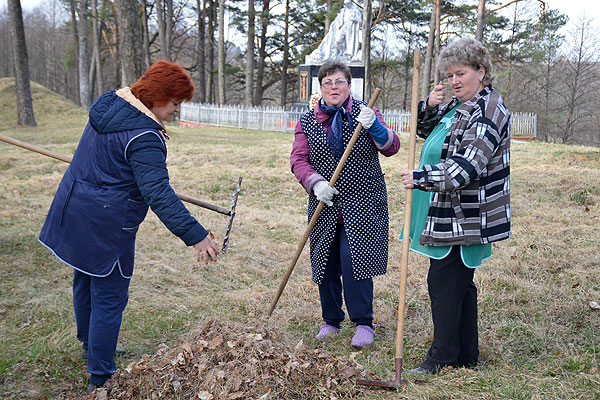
[318,225,374,328]
[73,267,130,385]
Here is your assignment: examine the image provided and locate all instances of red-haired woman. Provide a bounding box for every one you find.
[39,60,219,394]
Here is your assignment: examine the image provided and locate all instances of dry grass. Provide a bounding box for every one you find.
[0,81,599,398]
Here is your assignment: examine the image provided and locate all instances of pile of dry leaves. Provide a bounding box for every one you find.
[92,320,372,399]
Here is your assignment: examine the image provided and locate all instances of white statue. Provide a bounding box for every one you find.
[307,0,362,64]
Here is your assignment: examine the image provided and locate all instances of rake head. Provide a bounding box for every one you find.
[221,177,242,253]
[356,357,406,390]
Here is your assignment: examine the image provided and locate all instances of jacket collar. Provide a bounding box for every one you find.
[116,87,169,140]
[455,85,493,117]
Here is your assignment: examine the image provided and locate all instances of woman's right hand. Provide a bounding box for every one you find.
[427,81,446,108]
[193,233,219,265]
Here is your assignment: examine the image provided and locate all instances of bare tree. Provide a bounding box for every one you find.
[217,0,225,104]
[280,0,290,107]
[206,0,216,102]
[156,0,173,60]
[245,0,255,106]
[475,0,485,42]
[555,16,599,143]
[361,0,371,100]
[434,0,441,83]
[78,0,91,109]
[324,0,332,34]
[7,0,36,126]
[141,0,152,69]
[114,0,145,86]
[68,0,80,104]
[90,0,104,97]
[420,1,436,99]
[197,0,207,102]
[253,0,270,105]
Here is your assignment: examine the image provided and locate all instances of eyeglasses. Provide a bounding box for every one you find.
[321,79,348,89]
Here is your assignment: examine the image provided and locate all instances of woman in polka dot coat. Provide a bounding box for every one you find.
[290,60,400,348]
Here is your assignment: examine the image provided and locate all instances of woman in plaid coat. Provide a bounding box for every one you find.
[400,38,511,374]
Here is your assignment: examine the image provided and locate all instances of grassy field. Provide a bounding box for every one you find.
[0,78,599,399]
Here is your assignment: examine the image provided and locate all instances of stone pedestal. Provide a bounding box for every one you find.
[293,64,366,110]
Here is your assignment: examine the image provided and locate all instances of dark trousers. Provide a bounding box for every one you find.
[318,225,374,328]
[73,267,130,385]
[421,246,479,371]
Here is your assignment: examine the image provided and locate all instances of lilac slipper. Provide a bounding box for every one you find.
[316,324,341,339]
[351,325,375,348]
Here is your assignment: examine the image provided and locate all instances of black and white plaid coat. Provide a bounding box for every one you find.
[413,85,511,245]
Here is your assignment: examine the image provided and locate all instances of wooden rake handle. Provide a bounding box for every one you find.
[267,88,382,317]
[395,49,420,361]
[0,133,232,216]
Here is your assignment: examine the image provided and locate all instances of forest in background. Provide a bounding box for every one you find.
[2,0,600,146]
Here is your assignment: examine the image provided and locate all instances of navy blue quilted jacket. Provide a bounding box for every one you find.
[39,88,208,278]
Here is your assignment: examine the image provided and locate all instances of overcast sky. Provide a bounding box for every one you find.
[4,0,599,38]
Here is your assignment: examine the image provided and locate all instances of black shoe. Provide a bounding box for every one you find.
[406,367,433,375]
[87,382,102,394]
[81,347,127,360]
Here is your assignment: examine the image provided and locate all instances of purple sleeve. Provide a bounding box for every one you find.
[372,106,400,157]
[290,120,326,194]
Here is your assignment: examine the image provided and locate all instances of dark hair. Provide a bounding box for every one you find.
[131,60,195,109]
[317,60,352,85]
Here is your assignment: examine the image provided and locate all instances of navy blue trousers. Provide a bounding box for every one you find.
[318,225,374,328]
[73,267,130,385]
[421,246,479,371]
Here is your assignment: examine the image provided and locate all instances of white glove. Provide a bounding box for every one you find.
[313,181,339,206]
[356,104,376,129]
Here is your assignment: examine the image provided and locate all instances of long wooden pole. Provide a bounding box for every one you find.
[395,49,420,369]
[267,88,381,317]
[356,49,420,390]
[0,133,232,216]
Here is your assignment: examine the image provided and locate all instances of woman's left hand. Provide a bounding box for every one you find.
[400,170,415,189]
[193,232,219,265]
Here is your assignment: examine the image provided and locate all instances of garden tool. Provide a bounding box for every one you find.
[0,133,241,252]
[356,49,420,390]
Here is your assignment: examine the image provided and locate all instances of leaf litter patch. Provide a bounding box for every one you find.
[92,319,372,399]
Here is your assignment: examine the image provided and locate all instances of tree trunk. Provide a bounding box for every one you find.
[156,0,168,60]
[206,0,216,102]
[475,0,485,42]
[245,0,254,106]
[78,0,91,109]
[197,0,206,102]
[434,0,441,83]
[421,3,436,99]
[166,0,173,59]
[7,0,36,126]
[141,0,151,69]
[69,0,80,104]
[324,0,332,34]
[114,0,144,86]
[280,0,289,107]
[91,0,104,97]
[253,0,269,105]
[361,0,371,100]
[217,0,225,104]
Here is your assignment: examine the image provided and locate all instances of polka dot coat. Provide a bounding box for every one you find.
[300,98,389,284]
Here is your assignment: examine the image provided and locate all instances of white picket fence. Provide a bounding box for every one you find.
[180,103,537,138]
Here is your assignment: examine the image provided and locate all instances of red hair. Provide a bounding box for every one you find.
[131,60,195,109]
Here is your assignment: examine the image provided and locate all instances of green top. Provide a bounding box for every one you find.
[405,103,491,268]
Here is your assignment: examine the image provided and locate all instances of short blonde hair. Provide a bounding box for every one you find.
[438,37,494,86]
